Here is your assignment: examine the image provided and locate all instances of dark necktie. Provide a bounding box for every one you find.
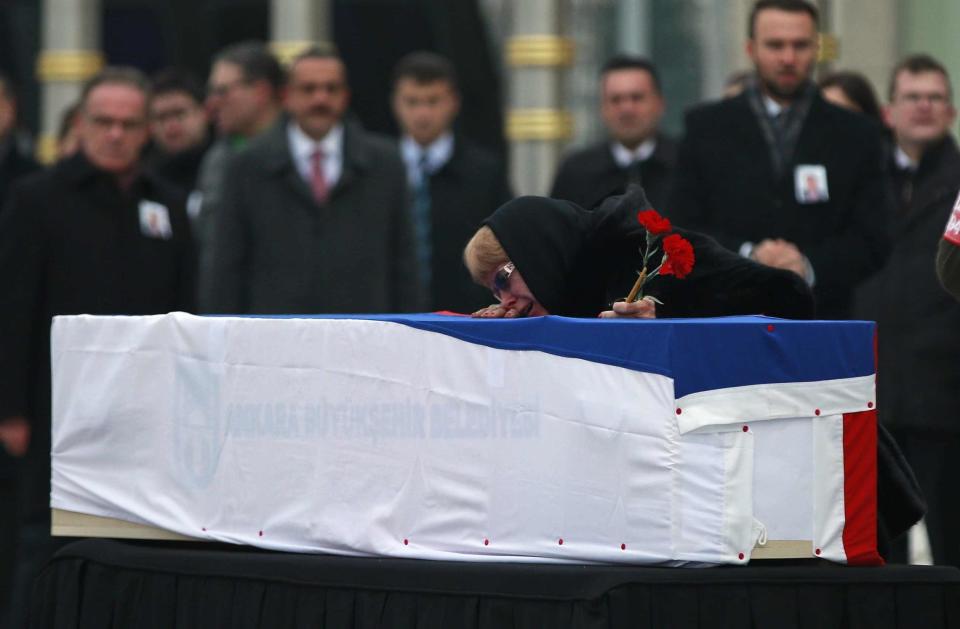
[895,166,915,211]
[412,155,432,292]
[769,111,788,166]
[626,160,644,185]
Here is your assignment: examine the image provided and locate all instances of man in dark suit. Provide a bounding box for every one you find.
[550,56,676,212]
[391,52,512,313]
[0,67,195,626]
[0,73,39,213]
[667,0,890,318]
[0,68,39,629]
[200,48,422,314]
[852,54,960,566]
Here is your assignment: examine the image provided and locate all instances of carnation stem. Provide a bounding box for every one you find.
[626,268,647,302]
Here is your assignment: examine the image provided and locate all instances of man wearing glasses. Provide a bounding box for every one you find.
[0,67,195,626]
[146,69,212,200]
[195,41,283,252]
[851,54,960,567]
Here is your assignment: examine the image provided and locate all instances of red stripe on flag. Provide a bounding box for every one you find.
[842,409,883,565]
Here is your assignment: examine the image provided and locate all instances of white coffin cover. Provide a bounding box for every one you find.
[50,313,877,565]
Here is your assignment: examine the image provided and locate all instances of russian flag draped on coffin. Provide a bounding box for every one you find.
[50,313,880,565]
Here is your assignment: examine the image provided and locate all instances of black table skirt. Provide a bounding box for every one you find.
[31,539,960,628]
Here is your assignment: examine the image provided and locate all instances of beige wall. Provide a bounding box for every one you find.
[898,0,960,105]
[828,0,898,103]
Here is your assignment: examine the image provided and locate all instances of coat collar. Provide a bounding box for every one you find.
[908,135,960,213]
[57,151,158,195]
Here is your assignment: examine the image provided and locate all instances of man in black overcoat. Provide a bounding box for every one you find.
[0,67,195,626]
[0,69,40,626]
[667,0,891,318]
[0,73,39,215]
[391,52,512,314]
[550,55,676,212]
[852,54,960,566]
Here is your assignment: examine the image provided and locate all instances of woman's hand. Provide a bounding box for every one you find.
[471,304,526,318]
[598,297,657,319]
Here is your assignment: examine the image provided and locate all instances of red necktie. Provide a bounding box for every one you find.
[310,148,328,204]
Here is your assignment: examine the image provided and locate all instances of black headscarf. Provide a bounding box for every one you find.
[484,196,597,316]
[483,186,815,319]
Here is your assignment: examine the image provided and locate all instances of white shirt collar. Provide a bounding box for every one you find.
[610,138,657,169]
[894,145,919,172]
[400,132,454,184]
[763,95,785,118]
[287,121,344,188]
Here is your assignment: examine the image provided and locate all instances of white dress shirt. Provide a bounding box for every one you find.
[287,122,344,191]
[894,145,919,172]
[610,138,657,168]
[400,132,455,187]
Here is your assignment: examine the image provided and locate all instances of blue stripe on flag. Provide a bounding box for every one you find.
[222,314,876,399]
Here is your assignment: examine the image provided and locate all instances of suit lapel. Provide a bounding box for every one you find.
[910,140,960,217]
[329,120,372,201]
[283,167,318,209]
[732,95,779,183]
[791,96,830,173]
[262,121,318,210]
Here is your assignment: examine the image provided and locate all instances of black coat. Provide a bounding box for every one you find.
[146,135,213,196]
[852,137,960,432]
[0,138,39,213]
[0,153,195,520]
[550,135,677,212]
[667,91,891,318]
[937,237,960,302]
[427,137,512,313]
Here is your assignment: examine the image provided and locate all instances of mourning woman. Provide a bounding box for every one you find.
[463,186,815,320]
[460,187,925,560]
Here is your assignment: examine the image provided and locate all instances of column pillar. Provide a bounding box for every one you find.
[505,1,573,196]
[269,0,333,65]
[35,0,103,164]
[615,0,651,57]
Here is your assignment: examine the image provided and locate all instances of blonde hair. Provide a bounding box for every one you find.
[463,226,509,285]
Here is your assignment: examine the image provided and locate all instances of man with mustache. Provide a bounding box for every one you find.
[667,0,891,318]
[199,47,422,314]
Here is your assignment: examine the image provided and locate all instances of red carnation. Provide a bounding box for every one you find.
[659,234,695,279]
[636,209,672,235]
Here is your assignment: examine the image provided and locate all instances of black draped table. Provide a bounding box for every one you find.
[31,539,960,628]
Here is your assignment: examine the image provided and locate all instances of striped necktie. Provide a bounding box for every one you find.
[310,148,328,204]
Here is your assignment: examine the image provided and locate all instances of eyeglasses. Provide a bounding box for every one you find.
[151,106,197,124]
[207,79,249,99]
[896,92,950,106]
[86,114,146,133]
[491,262,515,301]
